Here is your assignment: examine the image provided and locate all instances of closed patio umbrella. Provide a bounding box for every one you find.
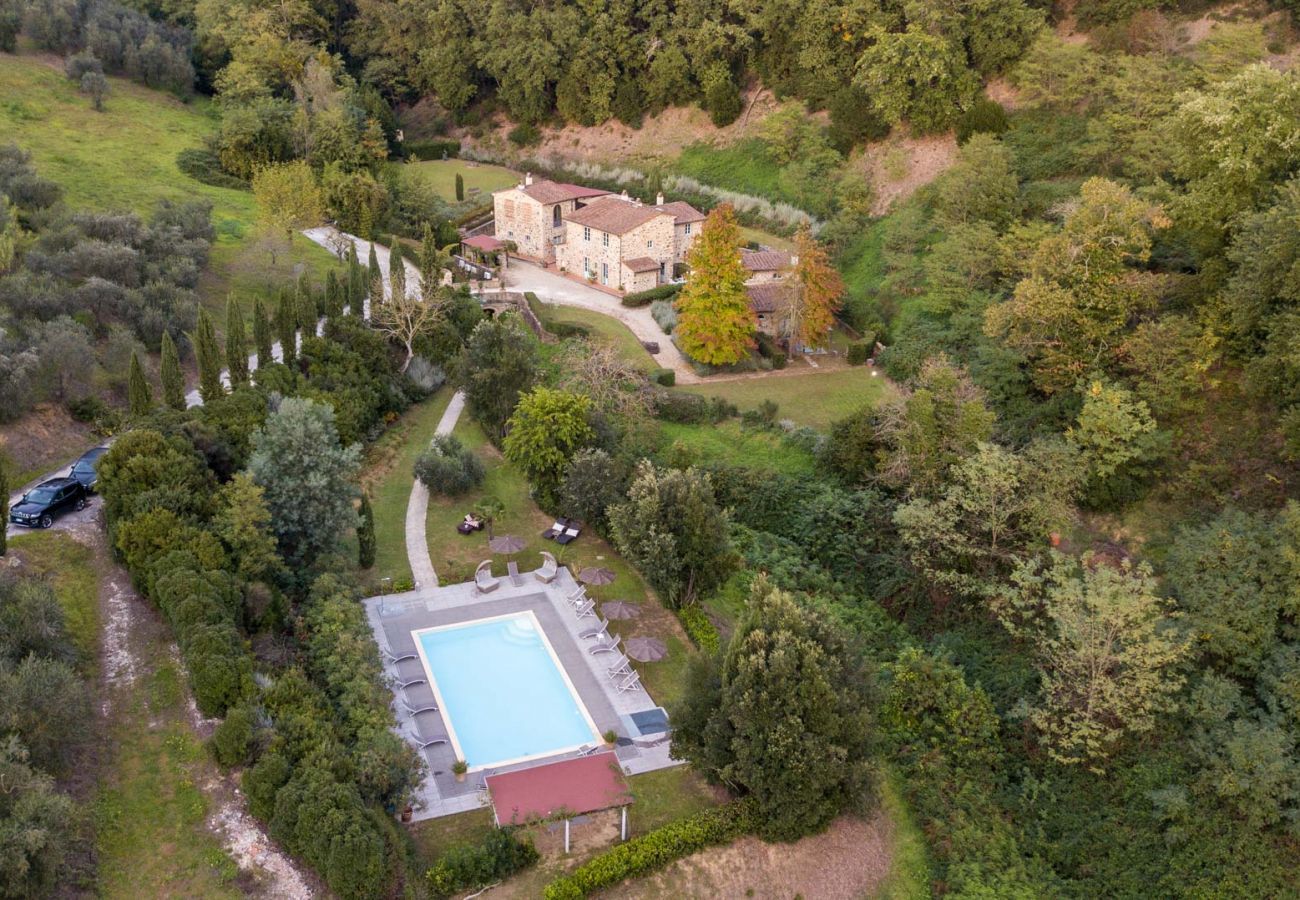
[624,636,667,662]
[602,600,642,620]
[488,535,526,554]
[578,566,616,586]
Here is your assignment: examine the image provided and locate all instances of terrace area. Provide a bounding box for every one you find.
[364,562,677,821]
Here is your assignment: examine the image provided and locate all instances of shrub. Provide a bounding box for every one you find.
[651,368,675,387]
[956,98,1010,145]
[622,282,682,307]
[65,51,102,81]
[507,123,541,147]
[846,342,871,366]
[427,828,539,898]
[543,801,756,899]
[404,139,460,160]
[754,332,786,369]
[414,434,485,495]
[650,300,677,333]
[678,605,720,655]
[211,703,256,767]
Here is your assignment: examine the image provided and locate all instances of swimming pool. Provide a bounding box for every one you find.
[414,612,600,770]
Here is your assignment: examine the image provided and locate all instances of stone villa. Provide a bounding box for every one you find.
[492,175,704,293]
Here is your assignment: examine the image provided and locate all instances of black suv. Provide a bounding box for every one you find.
[9,478,88,529]
[69,446,109,492]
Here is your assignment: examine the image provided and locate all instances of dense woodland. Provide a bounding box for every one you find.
[4,0,1300,896]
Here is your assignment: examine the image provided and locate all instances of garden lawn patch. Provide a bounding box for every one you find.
[9,531,100,666]
[533,303,657,373]
[678,368,895,430]
[628,768,722,833]
[659,421,817,476]
[739,226,795,251]
[405,159,519,202]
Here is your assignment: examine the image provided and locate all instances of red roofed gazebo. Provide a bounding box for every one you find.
[462,234,505,253]
[486,752,633,851]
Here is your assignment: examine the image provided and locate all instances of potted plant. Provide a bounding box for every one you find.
[603,729,618,748]
[401,805,413,823]
[452,759,468,782]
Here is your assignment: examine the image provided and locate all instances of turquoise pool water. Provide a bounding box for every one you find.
[416,613,599,769]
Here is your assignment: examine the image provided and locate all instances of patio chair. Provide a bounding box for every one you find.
[616,671,643,694]
[574,598,597,619]
[579,617,609,640]
[535,551,559,583]
[606,653,633,678]
[474,559,499,593]
[589,635,622,655]
[565,584,587,603]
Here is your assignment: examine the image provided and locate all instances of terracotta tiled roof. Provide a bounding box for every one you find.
[565,198,669,234]
[520,180,610,204]
[462,234,504,251]
[486,752,631,825]
[747,282,791,313]
[657,201,705,224]
[741,250,793,272]
[622,256,660,273]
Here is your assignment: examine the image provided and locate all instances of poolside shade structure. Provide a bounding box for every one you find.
[624,636,667,662]
[578,566,616,586]
[602,600,642,620]
[485,751,633,850]
[489,534,526,554]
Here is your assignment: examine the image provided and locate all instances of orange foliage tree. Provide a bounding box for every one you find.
[674,204,754,366]
[785,225,844,350]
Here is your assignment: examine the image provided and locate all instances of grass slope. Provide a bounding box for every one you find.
[0,50,340,315]
[8,531,99,664]
[404,158,518,202]
[659,420,817,476]
[680,367,895,430]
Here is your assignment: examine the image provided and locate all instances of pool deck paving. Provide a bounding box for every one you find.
[364,564,678,821]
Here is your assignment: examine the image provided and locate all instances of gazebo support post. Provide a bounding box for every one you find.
[621,806,627,841]
[564,818,571,854]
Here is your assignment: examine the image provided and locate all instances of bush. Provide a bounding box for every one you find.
[846,342,871,366]
[404,139,460,160]
[678,606,720,655]
[65,51,102,81]
[956,98,1010,145]
[650,300,677,334]
[507,123,541,147]
[427,828,539,897]
[651,368,675,387]
[543,801,756,899]
[754,332,786,369]
[211,703,256,767]
[622,282,682,307]
[414,434,485,495]
[652,390,735,425]
[176,148,250,191]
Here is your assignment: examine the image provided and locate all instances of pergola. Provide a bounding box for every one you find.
[485,751,633,852]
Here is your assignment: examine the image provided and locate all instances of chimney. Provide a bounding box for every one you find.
[790,254,799,267]
[524,172,533,187]
[656,192,664,206]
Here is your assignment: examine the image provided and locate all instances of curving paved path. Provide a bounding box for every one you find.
[404,391,465,589]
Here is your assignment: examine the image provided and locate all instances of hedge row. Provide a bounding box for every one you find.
[427,827,539,898]
[622,282,682,307]
[677,605,720,655]
[542,800,757,899]
[404,139,461,160]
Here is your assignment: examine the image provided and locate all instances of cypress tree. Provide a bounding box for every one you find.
[160,330,185,410]
[252,296,274,369]
[367,243,382,307]
[324,269,343,318]
[419,223,441,291]
[358,492,376,569]
[0,464,7,555]
[389,241,406,300]
[193,308,224,403]
[455,172,465,202]
[296,278,317,334]
[276,289,297,367]
[127,351,153,415]
[347,242,359,269]
[348,258,367,316]
[225,296,250,387]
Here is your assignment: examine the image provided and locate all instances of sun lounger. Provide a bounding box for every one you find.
[555,524,581,545]
[589,635,621,655]
[542,517,571,540]
[579,618,609,640]
[566,584,587,603]
[415,735,448,750]
[396,677,427,690]
[577,744,602,757]
[474,560,499,593]
[535,551,558,583]
[383,647,417,664]
[574,598,597,619]
[607,653,633,678]
[616,671,643,694]
[402,699,438,716]
[508,560,522,586]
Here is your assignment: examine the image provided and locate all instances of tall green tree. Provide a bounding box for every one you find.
[367,242,382,308]
[455,316,539,443]
[295,277,317,332]
[0,465,7,556]
[357,492,376,569]
[672,579,874,840]
[248,398,360,566]
[454,172,464,202]
[192,308,224,403]
[251,297,274,369]
[388,241,406,300]
[608,461,734,607]
[348,256,367,316]
[275,289,297,367]
[127,351,152,415]
[502,388,594,505]
[324,269,343,318]
[213,472,284,585]
[160,330,185,411]
[225,297,249,387]
[674,204,754,366]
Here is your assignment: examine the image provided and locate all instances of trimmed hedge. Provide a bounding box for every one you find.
[651,368,675,387]
[754,332,786,369]
[427,828,539,897]
[677,606,719,655]
[543,800,757,899]
[846,342,871,366]
[404,139,460,160]
[622,283,682,307]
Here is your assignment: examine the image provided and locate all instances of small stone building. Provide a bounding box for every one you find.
[746,282,792,338]
[492,175,610,264]
[741,249,794,284]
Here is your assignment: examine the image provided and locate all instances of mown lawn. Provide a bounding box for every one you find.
[427,415,693,707]
[739,225,795,251]
[403,158,518,202]
[680,366,895,430]
[359,388,456,590]
[0,50,340,317]
[659,420,817,476]
[531,300,657,373]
